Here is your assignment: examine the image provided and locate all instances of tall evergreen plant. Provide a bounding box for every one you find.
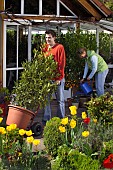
[12,49,58,111]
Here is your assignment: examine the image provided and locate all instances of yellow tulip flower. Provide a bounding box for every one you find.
[70,119,76,128]
[26,130,33,136]
[0,117,3,123]
[18,152,22,157]
[69,106,77,115]
[19,129,26,136]
[59,126,66,133]
[61,117,68,125]
[26,136,34,143]
[10,124,17,130]
[82,112,87,119]
[93,118,97,123]
[33,139,40,146]
[0,127,6,134]
[82,131,89,137]
[6,126,12,131]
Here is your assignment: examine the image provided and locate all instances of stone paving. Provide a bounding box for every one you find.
[32,99,70,125]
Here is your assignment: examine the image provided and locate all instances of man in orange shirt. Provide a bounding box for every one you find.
[42,29,66,124]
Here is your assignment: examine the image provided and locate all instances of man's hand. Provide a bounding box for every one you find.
[87,77,90,81]
[80,79,84,83]
[55,80,61,85]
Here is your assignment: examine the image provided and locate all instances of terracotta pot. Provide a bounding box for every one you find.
[6,105,35,129]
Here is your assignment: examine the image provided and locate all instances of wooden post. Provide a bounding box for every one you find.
[76,22,80,30]
[0,0,4,86]
[96,27,99,54]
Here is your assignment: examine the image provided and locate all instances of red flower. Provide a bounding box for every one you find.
[103,154,113,169]
[108,154,113,159]
[83,117,90,124]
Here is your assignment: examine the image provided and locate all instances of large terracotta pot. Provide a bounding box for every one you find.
[6,105,35,129]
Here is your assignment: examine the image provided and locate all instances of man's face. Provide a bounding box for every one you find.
[80,51,87,58]
[45,34,55,46]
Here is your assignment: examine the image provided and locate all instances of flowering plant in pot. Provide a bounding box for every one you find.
[6,49,58,129]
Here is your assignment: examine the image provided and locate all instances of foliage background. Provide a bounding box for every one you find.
[32,30,112,89]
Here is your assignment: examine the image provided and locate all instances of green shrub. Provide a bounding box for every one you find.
[51,144,100,170]
[86,93,113,124]
[99,139,113,164]
[12,50,57,111]
[0,87,10,103]
[43,117,65,157]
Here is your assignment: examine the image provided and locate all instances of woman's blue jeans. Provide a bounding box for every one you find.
[95,69,108,96]
[43,78,65,122]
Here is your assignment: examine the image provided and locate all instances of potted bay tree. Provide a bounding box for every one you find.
[6,49,58,129]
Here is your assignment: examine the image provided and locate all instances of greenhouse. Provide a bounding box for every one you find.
[0,1,113,169]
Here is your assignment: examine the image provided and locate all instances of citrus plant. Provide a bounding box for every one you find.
[12,49,58,111]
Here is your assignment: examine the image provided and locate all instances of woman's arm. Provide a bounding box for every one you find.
[88,55,98,79]
[83,62,88,79]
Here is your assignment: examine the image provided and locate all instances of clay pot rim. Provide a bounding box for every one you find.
[8,105,35,116]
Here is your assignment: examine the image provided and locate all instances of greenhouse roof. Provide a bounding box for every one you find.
[1,0,113,33]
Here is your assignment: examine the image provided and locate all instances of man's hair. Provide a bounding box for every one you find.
[77,47,87,57]
[45,29,56,37]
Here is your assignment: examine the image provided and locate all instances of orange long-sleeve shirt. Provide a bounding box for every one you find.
[44,43,66,81]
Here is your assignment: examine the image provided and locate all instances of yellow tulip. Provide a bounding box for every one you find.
[82,112,87,119]
[19,129,26,136]
[0,117,3,123]
[0,127,6,134]
[6,126,12,131]
[10,124,17,130]
[26,130,33,136]
[69,106,77,115]
[59,126,66,133]
[93,118,97,123]
[70,119,76,128]
[82,131,89,137]
[2,129,6,134]
[26,136,34,143]
[33,139,40,146]
[18,152,22,157]
[61,117,68,125]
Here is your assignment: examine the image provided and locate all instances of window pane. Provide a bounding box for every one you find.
[24,0,39,14]
[6,26,17,68]
[60,3,73,16]
[6,70,16,91]
[5,0,21,14]
[42,0,56,15]
[18,27,28,67]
